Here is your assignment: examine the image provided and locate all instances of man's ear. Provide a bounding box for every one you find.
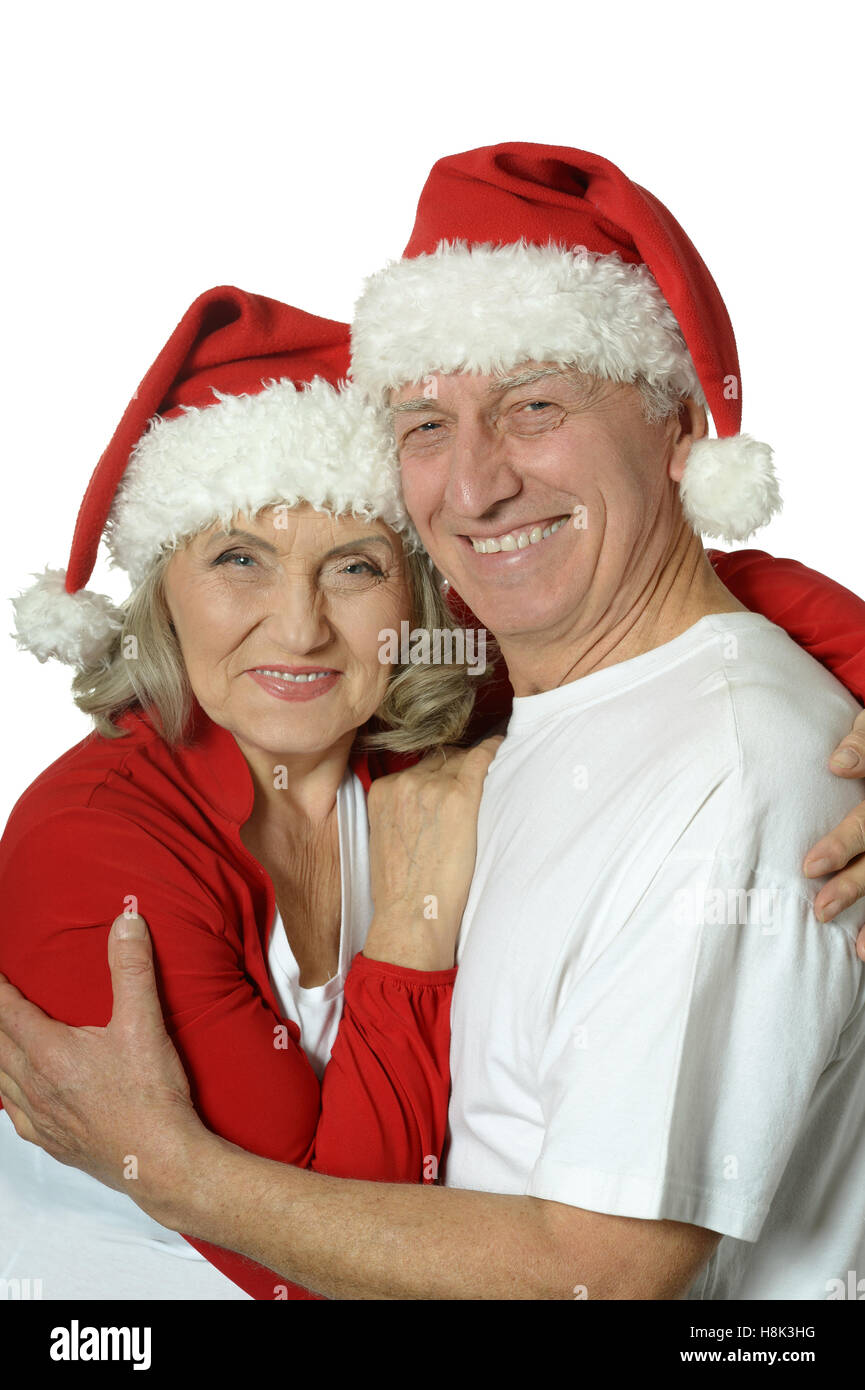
[667,398,708,482]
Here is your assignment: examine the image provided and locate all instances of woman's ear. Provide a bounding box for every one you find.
[668,397,708,483]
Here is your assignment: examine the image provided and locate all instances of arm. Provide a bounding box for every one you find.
[0,917,719,1300]
[0,806,455,1299]
[155,1129,721,1300]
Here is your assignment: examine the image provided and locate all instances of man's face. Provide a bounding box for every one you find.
[390,363,689,643]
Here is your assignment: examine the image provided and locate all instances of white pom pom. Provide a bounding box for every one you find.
[11,568,123,668]
[679,434,782,543]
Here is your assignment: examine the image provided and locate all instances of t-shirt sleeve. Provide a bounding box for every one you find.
[0,805,454,1299]
[525,853,862,1241]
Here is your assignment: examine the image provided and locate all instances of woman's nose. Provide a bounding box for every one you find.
[261,573,332,654]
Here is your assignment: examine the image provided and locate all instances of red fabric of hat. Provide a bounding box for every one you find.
[401,143,741,439]
[68,287,350,596]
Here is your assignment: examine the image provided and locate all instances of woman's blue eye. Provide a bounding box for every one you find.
[213,550,255,567]
[341,560,383,577]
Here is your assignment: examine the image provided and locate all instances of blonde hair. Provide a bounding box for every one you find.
[72,540,487,755]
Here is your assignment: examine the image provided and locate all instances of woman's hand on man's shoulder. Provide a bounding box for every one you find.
[364,736,504,971]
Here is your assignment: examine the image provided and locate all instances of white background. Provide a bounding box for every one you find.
[2,0,861,826]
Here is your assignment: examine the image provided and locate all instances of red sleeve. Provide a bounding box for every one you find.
[0,806,454,1301]
[709,549,865,703]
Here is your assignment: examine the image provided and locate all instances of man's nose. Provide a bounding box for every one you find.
[443,414,522,518]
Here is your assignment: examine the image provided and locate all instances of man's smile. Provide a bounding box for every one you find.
[461,514,570,555]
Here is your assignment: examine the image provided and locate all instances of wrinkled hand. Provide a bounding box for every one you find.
[804,708,865,958]
[0,913,203,1214]
[364,735,504,970]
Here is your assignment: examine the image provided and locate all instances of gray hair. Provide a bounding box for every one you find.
[556,365,689,424]
[633,372,690,424]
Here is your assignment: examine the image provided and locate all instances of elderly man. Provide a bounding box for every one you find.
[2,143,865,1301]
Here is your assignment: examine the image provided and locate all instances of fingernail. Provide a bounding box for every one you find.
[831,748,859,770]
[805,857,833,876]
[114,913,145,939]
[818,899,842,923]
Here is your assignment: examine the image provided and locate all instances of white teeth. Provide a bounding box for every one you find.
[470,516,568,554]
[256,669,331,683]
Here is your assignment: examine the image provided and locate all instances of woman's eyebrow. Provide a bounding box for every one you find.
[206,528,279,553]
[324,536,394,560]
[205,529,394,560]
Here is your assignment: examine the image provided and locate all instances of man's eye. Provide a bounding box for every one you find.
[410,420,444,436]
[401,420,444,445]
[505,399,566,434]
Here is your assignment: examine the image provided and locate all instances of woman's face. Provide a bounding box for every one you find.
[163,504,410,762]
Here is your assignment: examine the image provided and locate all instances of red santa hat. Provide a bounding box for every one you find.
[13,285,413,668]
[350,142,781,543]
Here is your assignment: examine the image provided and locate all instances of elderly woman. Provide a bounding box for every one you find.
[0,285,500,1300]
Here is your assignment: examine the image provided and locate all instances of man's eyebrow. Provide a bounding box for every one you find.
[486,367,569,394]
[388,368,574,421]
[388,369,568,418]
[388,397,446,417]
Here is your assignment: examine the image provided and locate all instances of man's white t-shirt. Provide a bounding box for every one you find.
[445,612,865,1300]
[0,768,371,1300]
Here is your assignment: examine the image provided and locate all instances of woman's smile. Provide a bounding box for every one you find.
[245,666,342,702]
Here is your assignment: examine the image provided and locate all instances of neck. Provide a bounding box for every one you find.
[235,730,355,834]
[501,523,746,696]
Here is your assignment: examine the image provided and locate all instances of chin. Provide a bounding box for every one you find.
[233,703,352,757]
[464,581,579,635]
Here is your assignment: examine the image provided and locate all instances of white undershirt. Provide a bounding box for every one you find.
[0,767,371,1300]
[267,766,372,1079]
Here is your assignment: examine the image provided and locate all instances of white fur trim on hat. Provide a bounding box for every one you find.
[351,240,705,403]
[108,376,416,585]
[12,568,123,668]
[679,435,781,542]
